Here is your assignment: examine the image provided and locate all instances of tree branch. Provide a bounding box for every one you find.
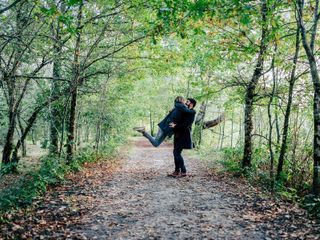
[0,0,24,14]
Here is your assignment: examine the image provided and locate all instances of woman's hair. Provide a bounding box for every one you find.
[174,96,185,103]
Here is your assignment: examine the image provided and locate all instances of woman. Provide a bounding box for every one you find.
[134,96,195,147]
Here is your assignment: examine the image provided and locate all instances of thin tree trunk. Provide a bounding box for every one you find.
[2,106,16,165]
[49,2,65,155]
[17,113,26,157]
[149,110,154,136]
[238,114,242,145]
[297,0,320,195]
[58,99,69,157]
[193,101,208,146]
[2,1,29,170]
[220,119,225,149]
[277,25,300,180]
[95,121,101,152]
[231,110,234,147]
[268,44,277,190]
[49,51,62,154]
[275,99,281,145]
[242,0,269,168]
[77,115,81,149]
[31,128,36,145]
[11,94,64,163]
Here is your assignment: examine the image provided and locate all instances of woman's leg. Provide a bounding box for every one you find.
[142,128,166,147]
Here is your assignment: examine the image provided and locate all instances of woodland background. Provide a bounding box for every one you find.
[0,0,320,218]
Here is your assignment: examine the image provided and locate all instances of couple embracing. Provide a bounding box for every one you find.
[134,96,197,178]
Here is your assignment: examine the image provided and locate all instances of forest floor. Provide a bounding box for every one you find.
[0,137,319,239]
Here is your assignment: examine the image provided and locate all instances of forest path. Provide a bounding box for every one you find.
[1,137,318,239]
[70,137,264,239]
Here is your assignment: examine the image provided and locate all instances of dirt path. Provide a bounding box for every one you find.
[70,138,265,239]
[1,137,319,239]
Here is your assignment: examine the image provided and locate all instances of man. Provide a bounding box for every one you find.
[134,96,195,147]
[168,98,197,178]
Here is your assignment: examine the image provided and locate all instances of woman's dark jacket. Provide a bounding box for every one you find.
[173,110,196,149]
[158,102,195,137]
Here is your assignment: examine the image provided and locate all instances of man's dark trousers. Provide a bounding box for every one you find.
[173,147,186,173]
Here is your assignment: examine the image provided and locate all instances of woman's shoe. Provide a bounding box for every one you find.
[133,126,145,133]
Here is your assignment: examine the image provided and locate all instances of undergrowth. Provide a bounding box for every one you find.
[0,142,121,223]
[199,145,320,219]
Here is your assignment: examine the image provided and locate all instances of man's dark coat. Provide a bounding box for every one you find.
[158,102,195,136]
[173,110,196,149]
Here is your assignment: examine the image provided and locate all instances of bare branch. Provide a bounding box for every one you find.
[0,0,24,14]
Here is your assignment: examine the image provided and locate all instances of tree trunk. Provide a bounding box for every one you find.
[149,110,154,136]
[66,2,83,163]
[58,98,69,157]
[2,108,16,165]
[11,94,63,163]
[193,101,208,146]
[274,100,281,145]
[220,118,225,149]
[49,56,62,154]
[268,44,277,190]
[95,120,101,152]
[231,110,234,147]
[66,85,79,162]
[31,128,36,145]
[17,113,26,157]
[277,25,300,180]
[49,2,65,155]
[297,0,320,195]
[238,114,242,145]
[2,1,28,171]
[76,111,81,149]
[242,0,269,168]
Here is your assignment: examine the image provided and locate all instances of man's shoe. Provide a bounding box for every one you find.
[133,126,145,133]
[178,173,187,178]
[167,171,180,177]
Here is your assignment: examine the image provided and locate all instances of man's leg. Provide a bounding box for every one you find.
[167,148,181,177]
[173,148,180,173]
[142,128,166,147]
[174,147,186,174]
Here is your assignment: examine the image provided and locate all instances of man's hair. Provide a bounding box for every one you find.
[175,96,185,103]
[187,98,197,107]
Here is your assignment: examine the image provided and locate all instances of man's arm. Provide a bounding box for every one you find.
[171,113,195,130]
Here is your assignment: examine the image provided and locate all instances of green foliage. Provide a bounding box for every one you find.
[0,143,119,219]
[202,142,313,204]
[219,146,243,174]
[303,195,320,219]
[0,162,18,175]
[66,0,83,6]
[275,182,299,202]
[0,156,66,216]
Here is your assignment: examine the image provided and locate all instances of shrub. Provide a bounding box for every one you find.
[303,195,320,219]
